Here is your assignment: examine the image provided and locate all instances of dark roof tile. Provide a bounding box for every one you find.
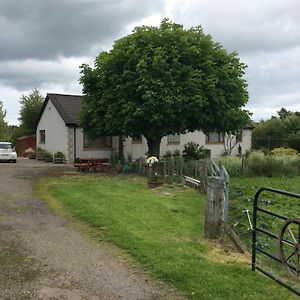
[47,93,83,126]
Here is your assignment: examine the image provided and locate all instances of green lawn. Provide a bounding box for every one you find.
[38,175,298,299]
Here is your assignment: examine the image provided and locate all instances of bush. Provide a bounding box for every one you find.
[43,150,53,160]
[244,150,299,177]
[215,156,243,177]
[163,150,172,158]
[271,147,298,156]
[172,149,181,158]
[182,142,211,160]
[54,151,65,159]
[36,147,47,160]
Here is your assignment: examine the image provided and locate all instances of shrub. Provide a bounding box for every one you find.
[244,150,299,177]
[172,149,181,157]
[182,142,211,160]
[163,150,172,158]
[54,151,65,159]
[36,147,47,160]
[215,156,243,177]
[271,147,298,156]
[43,150,53,160]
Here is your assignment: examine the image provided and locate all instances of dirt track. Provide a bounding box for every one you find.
[0,159,182,300]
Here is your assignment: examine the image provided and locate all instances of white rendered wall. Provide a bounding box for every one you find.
[123,130,252,159]
[36,100,69,159]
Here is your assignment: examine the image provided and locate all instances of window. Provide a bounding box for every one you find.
[236,130,243,143]
[0,143,12,150]
[83,134,112,149]
[132,134,143,144]
[39,130,45,144]
[206,132,224,144]
[167,133,180,144]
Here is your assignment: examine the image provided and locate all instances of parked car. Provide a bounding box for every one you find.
[0,142,17,163]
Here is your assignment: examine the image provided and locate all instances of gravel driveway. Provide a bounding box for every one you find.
[0,159,182,300]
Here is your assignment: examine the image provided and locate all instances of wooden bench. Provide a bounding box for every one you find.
[74,158,109,172]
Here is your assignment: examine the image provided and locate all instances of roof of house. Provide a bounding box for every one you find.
[16,135,36,141]
[36,93,83,127]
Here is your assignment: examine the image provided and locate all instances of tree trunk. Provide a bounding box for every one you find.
[118,135,124,158]
[146,137,162,158]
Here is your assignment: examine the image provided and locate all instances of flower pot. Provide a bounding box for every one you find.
[147,180,163,189]
[54,157,64,164]
[44,157,53,163]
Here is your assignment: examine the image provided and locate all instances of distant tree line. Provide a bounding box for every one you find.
[252,107,300,152]
[0,89,44,144]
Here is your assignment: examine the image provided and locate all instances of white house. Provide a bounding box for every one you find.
[36,93,253,162]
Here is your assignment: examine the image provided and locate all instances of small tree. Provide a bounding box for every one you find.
[80,19,249,157]
[0,101,8,140]
[183,142,210,160]
[19,89,44,136]
[223,132,243,155]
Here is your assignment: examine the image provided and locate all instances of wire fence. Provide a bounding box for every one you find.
[132,157,209,187]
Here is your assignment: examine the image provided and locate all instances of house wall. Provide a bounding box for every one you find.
[36,100,69,159]
[123,130,252,159]
[74,129,118,160]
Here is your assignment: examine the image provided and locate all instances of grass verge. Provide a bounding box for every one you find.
[38,174,297,299]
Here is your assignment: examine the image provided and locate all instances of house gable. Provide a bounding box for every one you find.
[36,93,83,128]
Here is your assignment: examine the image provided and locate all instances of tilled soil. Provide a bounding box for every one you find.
[0,159,183,300]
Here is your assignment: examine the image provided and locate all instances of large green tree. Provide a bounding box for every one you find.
[19,89,44,136]
[80,20,249,157]
[0,101,8,140]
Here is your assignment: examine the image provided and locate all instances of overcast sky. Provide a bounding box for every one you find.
[0,0,299,125]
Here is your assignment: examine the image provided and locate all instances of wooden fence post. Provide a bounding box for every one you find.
[204,177,224,239]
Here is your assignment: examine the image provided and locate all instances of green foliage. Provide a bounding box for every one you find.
[182,141,211,160]
[271,147,298,156]
[6,125,22,145]
[163,150,172,158]
[252,109,300,152]
[53,151,65,159]
[39,175,294,299]
[172,149,181,157]
[252,118,285,150]
[18,89,44,136]
[36,147,52,160]
[215,156,243,177]
[80,19,249,157]
[230,176,300,281]
[216,151,300,178]
[0,100,8,140]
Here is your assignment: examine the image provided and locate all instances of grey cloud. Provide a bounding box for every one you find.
[171,0,300,54]
[0,0,164,61]
[0,57,88,90]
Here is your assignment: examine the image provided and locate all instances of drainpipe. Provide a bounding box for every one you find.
[73,127,77,162]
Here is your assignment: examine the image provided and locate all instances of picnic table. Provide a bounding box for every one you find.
[74,158,109,172]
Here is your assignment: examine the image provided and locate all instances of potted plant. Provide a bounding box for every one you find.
[146,156,163,189]
[36,147,47,160]
[43,150,53,162]
[53,151,65,163]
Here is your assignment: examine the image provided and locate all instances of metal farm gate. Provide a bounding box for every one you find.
[252,187,300,296]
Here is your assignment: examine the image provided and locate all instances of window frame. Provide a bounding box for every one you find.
[206,132,224,144]
[39,130,46,144]
[132,134,143,144]
[235,130,243,143]
[167,133,180,144]
[83,133,112,149]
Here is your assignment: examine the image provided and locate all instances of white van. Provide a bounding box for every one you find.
[0,142,17,163]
